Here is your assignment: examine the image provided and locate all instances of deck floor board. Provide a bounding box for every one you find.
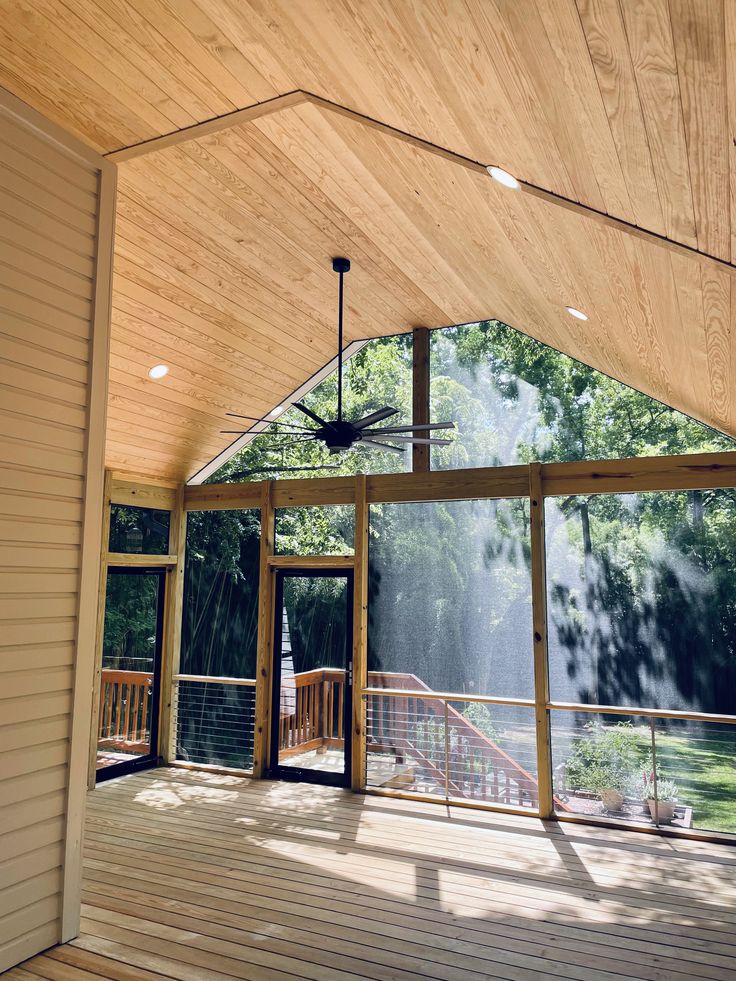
[8,767,736,980]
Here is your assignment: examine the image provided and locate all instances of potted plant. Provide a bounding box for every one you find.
[640,772,678,823]
[563,721,644,813]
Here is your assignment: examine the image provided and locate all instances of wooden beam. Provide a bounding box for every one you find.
[519,178,736,278]
[183,451,736,514]
[106,552,178,567]
[266,554,354,569]
[412,327,430,473]
[273,476,355,507]
[184,482,262,511]
[110,476,179,510]
[252,481,275,778]
[540,451,736,496]
[351,475,369,791]
[529,463,553,819]
[301,91,486,177]
[105,91,307,162]
[367,466,529,503]
[160,485,187,763]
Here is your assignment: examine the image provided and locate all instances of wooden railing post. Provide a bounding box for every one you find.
[161,484,186,763]
[351,474,369,790]
[253,481,275,777]
[529,462,553,818]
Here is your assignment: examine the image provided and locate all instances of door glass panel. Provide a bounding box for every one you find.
[275,575,350,779]
[97,570,163,775]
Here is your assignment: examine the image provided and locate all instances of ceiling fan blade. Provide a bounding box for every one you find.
[364,434,452,445]
[359,438,406,454]
[225,413,316,433]
[220,432,316,441]
[367,421,455,434]
[244,439,318,450]
[353,407,399,430]
[293,402,333,428]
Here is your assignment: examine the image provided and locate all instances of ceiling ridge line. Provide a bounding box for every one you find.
[105,86,735,279]
[104,89,307,163]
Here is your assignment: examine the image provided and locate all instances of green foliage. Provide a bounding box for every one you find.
[102,572,159,670]
[564,721,647,794]
[462,702,499,741]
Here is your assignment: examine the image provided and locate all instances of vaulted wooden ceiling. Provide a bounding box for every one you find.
[1,1,734,481]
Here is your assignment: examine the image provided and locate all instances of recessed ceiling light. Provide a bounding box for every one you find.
[148,364,169,379]
[565,306,589,321]
[487,166,520,189]
[269,405,286,417]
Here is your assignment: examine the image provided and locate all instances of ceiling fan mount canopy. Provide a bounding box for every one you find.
[224,258,456,456]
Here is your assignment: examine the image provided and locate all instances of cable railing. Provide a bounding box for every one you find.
[362,679,549,811]
[173,674,256,772]
[160,667,735,836]
[549,702,736,834]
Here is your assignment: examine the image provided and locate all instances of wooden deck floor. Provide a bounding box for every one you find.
[9,767,736,981]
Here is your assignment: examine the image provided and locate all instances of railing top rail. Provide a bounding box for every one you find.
[174,674,257,687]
[360,688,736,723]
[549,701,736,725]
[361,687,535,708]
[100,668,151,682]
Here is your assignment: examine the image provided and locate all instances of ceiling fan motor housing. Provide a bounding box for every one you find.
[319,419,358,451]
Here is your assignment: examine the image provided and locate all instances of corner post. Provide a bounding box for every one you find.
[351,474,369,790]
[86,469,113,790]
[412,327,430,473]
[529,462,553,818]
[161,484,187,763]
[253,481,275,777]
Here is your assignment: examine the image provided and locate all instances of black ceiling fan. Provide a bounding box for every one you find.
[224,258,455,455]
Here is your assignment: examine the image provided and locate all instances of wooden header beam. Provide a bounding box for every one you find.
[181,451,736,512]
[110,474,180,511]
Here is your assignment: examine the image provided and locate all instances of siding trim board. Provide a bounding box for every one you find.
[0,85,113,972]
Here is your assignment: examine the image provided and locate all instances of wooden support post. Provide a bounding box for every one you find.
[351,475,369,790]
[161,485,187,763]
[86,470,113,790]
[412,327,430,473]
[253,481,275,777]
[529,462,554,818]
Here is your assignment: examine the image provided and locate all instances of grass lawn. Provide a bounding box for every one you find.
[655,728,736,834]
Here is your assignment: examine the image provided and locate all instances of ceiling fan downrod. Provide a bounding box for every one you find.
[333,256,350,424]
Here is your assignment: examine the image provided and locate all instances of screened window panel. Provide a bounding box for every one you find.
[275,505,355,555]
[368,498,533,699]
[181,509,260,679]
[109,504,170,554]
[545,489,736,715]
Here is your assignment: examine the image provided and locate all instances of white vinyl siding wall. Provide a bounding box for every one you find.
[0,89,111,972]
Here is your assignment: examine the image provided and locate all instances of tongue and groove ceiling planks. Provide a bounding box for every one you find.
[0,0,734,481]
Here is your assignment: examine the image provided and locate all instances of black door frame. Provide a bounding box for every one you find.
[268,567,354,788]
[96,565,167,783]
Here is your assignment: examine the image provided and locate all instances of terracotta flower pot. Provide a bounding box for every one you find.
[647,799,676,823]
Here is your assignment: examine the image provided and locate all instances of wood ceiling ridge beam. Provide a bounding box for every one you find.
[107,87,735,281]
[104,90,308,162]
